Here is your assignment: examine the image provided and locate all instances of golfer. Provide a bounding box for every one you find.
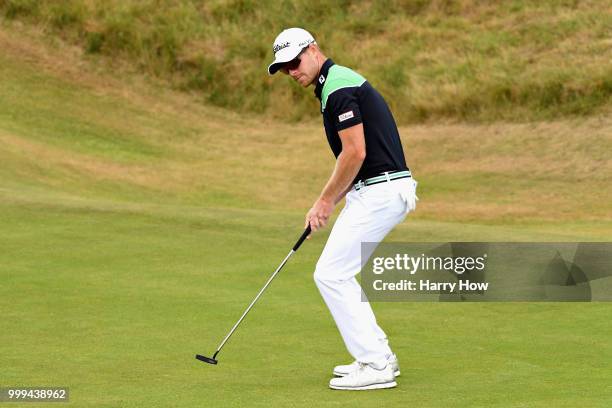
[268,28,418,390]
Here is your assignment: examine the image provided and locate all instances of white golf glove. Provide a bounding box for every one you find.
[400,179,419,214]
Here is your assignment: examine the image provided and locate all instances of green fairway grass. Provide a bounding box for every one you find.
[2,198,612,407]
[1,24,611,407]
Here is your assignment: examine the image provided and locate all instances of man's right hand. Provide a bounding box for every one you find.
[305,197,335,237]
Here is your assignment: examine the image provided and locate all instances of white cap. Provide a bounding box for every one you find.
[267,28,316,75]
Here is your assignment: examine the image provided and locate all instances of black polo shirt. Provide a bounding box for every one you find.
[314,59,409,184]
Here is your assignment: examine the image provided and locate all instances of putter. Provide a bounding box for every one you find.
[196,225,311,365]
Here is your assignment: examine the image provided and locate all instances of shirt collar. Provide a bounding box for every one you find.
[314,59,335,100]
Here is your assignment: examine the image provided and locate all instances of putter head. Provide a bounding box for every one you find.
[195,354,218,365]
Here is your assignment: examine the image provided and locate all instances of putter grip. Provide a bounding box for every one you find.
[293,225,311,251]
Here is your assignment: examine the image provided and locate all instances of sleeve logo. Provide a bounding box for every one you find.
[338,111,354,122]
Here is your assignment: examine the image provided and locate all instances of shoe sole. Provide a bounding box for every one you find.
[333,369,400,377]
[329,381,397,391]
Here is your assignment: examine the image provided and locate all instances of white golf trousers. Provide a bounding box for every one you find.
[314,177,418,368]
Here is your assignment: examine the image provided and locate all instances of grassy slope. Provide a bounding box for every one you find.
[1,25,610,233]
[1,0,611,123]
[1,25,611,408]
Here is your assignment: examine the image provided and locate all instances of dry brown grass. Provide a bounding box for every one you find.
[3,0,611,122]
[1,24,610,224]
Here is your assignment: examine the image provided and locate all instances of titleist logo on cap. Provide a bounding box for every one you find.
[273,42,290,53]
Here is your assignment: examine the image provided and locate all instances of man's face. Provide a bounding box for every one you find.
[280,46,318,87]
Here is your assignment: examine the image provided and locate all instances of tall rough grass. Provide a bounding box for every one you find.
[1,0,610,123]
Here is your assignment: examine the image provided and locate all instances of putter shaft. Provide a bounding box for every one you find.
[214,249,295,353]
[197,226,311,364]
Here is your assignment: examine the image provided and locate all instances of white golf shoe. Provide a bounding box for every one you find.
[333,353,400,377]
[329,362,397,390]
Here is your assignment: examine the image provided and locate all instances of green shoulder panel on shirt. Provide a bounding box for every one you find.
[321,65,366,112]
